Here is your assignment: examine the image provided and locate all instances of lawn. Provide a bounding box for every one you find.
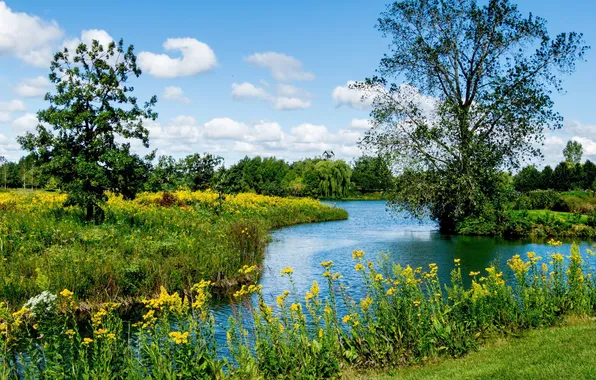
[362,319,596,379]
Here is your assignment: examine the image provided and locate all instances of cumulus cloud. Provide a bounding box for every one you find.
[62,29,114,53]
[231,82,312,110]
[332,81,373,109]
[11,113,39,132]
[245,52,314,82]
[349,118,372,130]
[0,1,63,67]
[0,99,26,122]
[143,115,363,162]
[273,97,311,110]
[138,38,217,78]
[162,86,191,104]
[232,82,271,101]
[15,76,51,97]
[202,118,250,140]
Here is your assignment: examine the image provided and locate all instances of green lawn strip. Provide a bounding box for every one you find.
[368,319,596,379]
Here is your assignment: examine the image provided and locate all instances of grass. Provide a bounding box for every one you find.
[366,318,596,379]
[524,209,589,224]
[0,190,348,308]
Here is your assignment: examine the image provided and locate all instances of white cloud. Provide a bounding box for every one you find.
[273,97,311,110]
[138,38,217,78]
[15,76,51,97]
[11,113,39,132]
[291,123,329,143]
[245,52,314,82]
[202,118,250,140]
[251,121,283,142]
[0,1,63,67]
[349,118,372,130]
[62,29,114,53]
[332,81,373,109]
[231,82,271,100]
[142,115,362,162]
[231,82,312,110]
[0,99,26,122]
[163,86,191,104]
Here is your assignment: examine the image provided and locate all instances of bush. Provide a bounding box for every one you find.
[514,189,564,210]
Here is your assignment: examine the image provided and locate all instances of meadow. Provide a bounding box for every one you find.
[0,190,347,309]
[1,241,596,378]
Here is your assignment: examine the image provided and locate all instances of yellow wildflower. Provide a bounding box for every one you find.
[169,331,189,345]
[352,250,365,260]
[59,289,74,298]
[280,267,294,276]
[320,260,333,269]
[454,258,461,264]
[355,263,364,272]
[82,338,93,345]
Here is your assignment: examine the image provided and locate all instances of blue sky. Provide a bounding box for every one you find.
[0,0,594,166]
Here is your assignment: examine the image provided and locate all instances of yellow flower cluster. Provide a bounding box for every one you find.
[233,284,262,298]
[169,331,190,345]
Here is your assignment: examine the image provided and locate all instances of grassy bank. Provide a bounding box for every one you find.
[371,318,596,379]
[2,243,596,377]
[0,190,347,307]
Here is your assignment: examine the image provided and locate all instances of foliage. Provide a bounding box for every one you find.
[0,190,347,306]
[2,243,596,377]
[351,155,393,193]
[563,140,583,165]
[17,39,157,222]
[359,0,588,231]
[514,166,542,193]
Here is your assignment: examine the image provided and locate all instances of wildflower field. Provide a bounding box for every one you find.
[1,239,596,378]
[0,190,347,308]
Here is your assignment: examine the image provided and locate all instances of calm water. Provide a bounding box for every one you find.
[211,200,594,345]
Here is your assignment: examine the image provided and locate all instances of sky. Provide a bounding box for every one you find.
[0,0,595,167]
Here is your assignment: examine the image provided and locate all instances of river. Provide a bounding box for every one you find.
[211,200,595,345]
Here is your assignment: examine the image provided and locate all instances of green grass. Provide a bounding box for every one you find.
[368,319,596,379]
[524,209,589,224]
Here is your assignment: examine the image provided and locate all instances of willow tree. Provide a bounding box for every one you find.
[315,160,352,198]
[359,0,588,231]
[18,39,157,222]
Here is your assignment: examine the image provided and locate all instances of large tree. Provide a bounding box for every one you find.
[359,0,588,231]
[18,39,157,221]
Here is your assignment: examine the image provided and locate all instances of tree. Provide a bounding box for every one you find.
[552,162,572,191]
[179,153,223,191]
[147,155,182,191]
[314,160,352,198]
[584,160,596,189]
[351,155,394,192]
[359,0,587,231]
[18,39,157,222]
[563,140,583,165]
[540,165,554,190]
[514,165,541,193]
[0,156,7,189]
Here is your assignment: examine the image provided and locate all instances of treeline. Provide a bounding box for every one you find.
[0,153,393,199]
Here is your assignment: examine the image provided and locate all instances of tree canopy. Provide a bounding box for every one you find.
[359,0,588,230]
[18,39,157,222]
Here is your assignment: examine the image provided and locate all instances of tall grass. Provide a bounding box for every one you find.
[0,190,347,307]
[1,242,595,378]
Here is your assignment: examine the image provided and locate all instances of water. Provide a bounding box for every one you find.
[211,200,595,346]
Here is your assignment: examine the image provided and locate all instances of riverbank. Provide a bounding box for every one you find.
[2,243,596,378]
[0,190,347,308]
[347,317,596,379]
